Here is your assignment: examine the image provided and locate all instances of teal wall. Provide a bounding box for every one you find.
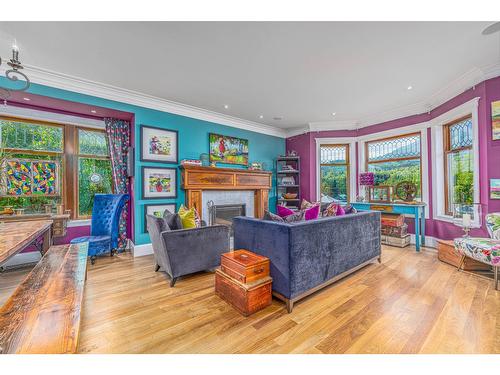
[0,78,285,245]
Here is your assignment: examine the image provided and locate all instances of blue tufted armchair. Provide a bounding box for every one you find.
[70,194,129,264]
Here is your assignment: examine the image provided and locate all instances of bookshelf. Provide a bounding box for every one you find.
[276,156,300,211]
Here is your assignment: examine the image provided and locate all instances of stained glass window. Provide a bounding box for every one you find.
[3,159,59,196]
[0,119,63,152]
[320,144,350,203]
[78,128,109,156]
[367,133,420,162]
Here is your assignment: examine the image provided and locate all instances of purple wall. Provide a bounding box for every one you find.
[287,76,500,241]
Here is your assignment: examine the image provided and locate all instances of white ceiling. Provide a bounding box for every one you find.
[0,22,499,133]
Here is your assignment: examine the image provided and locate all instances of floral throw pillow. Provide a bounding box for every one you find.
[322,202,339,217]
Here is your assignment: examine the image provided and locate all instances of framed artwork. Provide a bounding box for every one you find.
[490,179,500,199]
[2,159,59,197]
[209,133,249,166]
[144,203,177,232]
[369,185,392,203]
[140,125,178,163]
[492,100,500,140]
[141,167,177,199]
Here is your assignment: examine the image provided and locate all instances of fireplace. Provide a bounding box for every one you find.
[207,201,246,232]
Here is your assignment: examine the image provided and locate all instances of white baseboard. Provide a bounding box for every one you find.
[1,251,41,268]
[131,242,153,257]
[409,234,438,250]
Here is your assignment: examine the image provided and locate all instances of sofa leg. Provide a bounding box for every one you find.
[155,264,160,272]
[377,256,382,264]
[285,299,294,313]
[170,277,177,287]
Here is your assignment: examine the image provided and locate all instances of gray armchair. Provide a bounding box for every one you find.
[146,215,230,287]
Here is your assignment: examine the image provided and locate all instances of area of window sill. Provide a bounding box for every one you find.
[67,219,91,227]
[434,214,481,228]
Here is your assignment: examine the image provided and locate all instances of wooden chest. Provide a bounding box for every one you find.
[381,234,410,248]
[381,223,408,237]
[437,240,491,271]
[220,249,270,284]
[215,269,272,316]
[381,213,405,227]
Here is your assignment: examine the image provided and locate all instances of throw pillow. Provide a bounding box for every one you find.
[178,205,201,229]
[336,205,346,216]
[304,203,320,221]
[322,202,339,217]
[163,209,182,230]
[300,199,314,210]
[277,205,295,218]
[284,210,305,223]
[263,210,285,222]
[343,204,358,214]
[147,214,169,233]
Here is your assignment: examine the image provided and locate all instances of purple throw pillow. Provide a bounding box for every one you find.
[277,205,295,218]
[336,205,346,216]
[305,204,320,220]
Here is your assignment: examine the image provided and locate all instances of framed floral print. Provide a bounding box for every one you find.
[141,167,177,199]
[140,125,179,163]
[144,203,177,232]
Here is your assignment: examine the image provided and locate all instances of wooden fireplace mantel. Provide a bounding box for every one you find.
[180,165,272,218]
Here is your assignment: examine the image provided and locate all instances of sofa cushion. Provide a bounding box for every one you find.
[304,203,320,220]
[263,210,285,222]
[163,209,182,230]
[336,205,346,216]
[277,205,295,218]
[300,199,317,210]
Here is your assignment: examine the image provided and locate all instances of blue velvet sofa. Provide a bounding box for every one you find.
[233,211,381,312]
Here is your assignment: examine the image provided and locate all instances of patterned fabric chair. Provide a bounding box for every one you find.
[70,194,129,264]
[454,213,500,290]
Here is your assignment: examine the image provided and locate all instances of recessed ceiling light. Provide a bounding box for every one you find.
[23,97,30,101]
[407,86,413,90]
[332,112,336,116]
[259,115,264,119]
[91,110,97,114]
[223,104,229,109]
[273,116,283,121]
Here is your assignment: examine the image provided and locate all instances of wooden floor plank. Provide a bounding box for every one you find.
[1,245,498,353]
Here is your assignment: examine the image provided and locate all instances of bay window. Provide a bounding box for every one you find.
[365,133,422,199]
[443,116,473,215]
[0,116,112,219]
[319,144,350,203]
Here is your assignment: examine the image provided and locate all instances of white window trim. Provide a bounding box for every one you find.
[315,138,357,203]
[357,126,430,219]
[430,97,481,227]
[67,219,92,227]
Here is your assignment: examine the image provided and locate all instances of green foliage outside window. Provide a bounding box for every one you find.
[320,165,348,202]
[368,159,422,199]
[78,158,113,217]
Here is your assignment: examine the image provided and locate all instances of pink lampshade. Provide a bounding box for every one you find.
[359,172,374,186]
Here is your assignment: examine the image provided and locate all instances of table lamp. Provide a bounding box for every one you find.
[359,172,374,202]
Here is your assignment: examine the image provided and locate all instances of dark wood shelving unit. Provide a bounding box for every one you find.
[276,156,300,211]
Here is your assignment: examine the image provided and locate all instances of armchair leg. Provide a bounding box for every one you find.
[155,264,160,272]
[495,267,499,291]
[170,277,177,287]
[90,256,96,265]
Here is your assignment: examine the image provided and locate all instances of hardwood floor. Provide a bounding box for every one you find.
[1,245,499,353]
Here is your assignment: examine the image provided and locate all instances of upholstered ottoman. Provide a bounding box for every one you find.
[454,237,500,290]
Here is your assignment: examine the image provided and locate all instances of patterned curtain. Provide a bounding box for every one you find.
[104,118,130,251]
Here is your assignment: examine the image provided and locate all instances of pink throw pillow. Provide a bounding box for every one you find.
[305,203,320,220]
[336,205,346,216]
[277,205,295,218]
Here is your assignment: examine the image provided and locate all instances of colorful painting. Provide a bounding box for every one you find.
[32,161,58,195]
[141,167,177,199]
[140,125,178,163]
[144,203,176,232]
[493,100,500,140]
[490,179,500,199]
[3,159,59,197]
[6,160,32,196]
[209,133,249,166]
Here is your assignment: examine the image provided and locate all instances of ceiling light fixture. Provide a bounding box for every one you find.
[91,110,97,114]
[273,116,283,121]
[223,104,229,109]
[0,43,30,105]
[23,97,30,101]
[332,112,336,116]
[407,85,413,90]
[259,115,264,119]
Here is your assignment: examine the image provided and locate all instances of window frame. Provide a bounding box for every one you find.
[0,115,112,220]
[364,131,423,200]
[319,143,351,203]
[442,115,473,216]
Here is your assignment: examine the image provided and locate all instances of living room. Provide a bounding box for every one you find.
[0,2,499,372]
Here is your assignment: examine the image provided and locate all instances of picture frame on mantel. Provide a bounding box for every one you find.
[140,125,179,163]
[144,203,177,232]
[141,166,177,200]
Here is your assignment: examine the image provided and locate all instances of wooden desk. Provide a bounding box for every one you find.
[0,243,89,354]
[0,213,69,238]
[351,202,426,251]
[0,220,53,267]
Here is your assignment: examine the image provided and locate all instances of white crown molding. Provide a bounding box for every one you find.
[0,63,288,138]
[309,120,359,132]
